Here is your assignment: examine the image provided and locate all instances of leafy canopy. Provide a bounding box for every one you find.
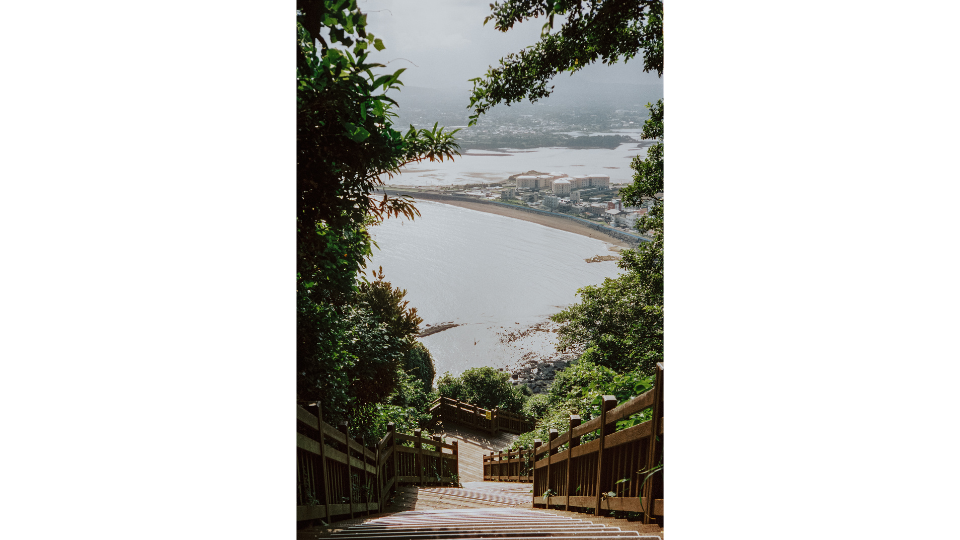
[296,0,457,431]
[468,0,662,125]
[436,367,529,415]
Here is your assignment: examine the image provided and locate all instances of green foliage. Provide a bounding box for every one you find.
[436,367,527,414]
[403,341,436,390]
[512,402,579,450]
[546,353,617,406]
[522,393,550,419]
[296,1,458,429]
[356,267,423,343]
[350,370,436,442]
[509,359,655,450]
[468,0,663,125]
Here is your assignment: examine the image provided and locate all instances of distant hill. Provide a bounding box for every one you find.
[388,84,664,128]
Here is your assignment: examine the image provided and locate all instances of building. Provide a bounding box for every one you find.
[571,191,581,203]
[586,203,607,216]
[501,188,516,200]
[552,178,572,195]
[543,195,559,210]
[515,171,610,191]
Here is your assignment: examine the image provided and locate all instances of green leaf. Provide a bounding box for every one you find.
[373,38,385,51]
[341,122,370,142]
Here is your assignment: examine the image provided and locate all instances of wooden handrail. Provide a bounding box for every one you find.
[529,363,664,525]
[431,395,534,435]
[296,405,459,526]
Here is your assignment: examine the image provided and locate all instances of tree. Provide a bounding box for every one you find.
[436,367,528,414]
[468,0,664,375]
[296,1,460,423]
[467,0,662,124]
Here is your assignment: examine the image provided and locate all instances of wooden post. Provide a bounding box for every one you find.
[565,414,581,511]
[547,429,558,508]
[594,395,617,516]
[497,450,504,482]
[353,437,370,515]
[433,435,442,483]
[472,404,480,429]
[452,440,459,484]
[415,428,424,485]
[338,421,354,519]
[492,409,499,434]
[388,423,397,494]
[533,439,542,506]
[374,438,382,512]
[315,405,332,522]
[642,363,665,525]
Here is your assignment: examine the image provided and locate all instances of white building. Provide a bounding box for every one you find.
[552,178,572,195]
[515,172,609,191]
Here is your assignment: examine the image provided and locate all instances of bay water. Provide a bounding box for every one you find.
[388,141,646,186]
[366,200,624,377]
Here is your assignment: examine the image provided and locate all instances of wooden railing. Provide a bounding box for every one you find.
[483,447,536,482]
[429,396,535,435]
[296,404,459,526]
[531,362,664,525]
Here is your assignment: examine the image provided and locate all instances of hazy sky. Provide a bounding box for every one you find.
[359,0,663,91]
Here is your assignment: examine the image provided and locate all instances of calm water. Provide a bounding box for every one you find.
[388,142,646,186]
[366,201,624,377]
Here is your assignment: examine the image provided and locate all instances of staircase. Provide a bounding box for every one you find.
[324,508,661,539]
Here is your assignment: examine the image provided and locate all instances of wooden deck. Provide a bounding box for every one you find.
[297,421,664,540]
[437,422,520,482]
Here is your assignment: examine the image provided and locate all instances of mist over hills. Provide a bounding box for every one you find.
[389,83,664,151]
[391,83,663,127]
[389,83,663,150]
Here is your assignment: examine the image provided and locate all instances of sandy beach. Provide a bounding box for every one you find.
[392,191,638,249]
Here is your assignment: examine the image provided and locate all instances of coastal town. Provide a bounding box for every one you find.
[383,169,658,237]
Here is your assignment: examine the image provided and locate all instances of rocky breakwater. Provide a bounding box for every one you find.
[493,320,581,394]
[505,354,577,394]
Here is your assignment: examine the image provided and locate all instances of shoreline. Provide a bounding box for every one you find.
[384,190,640,249]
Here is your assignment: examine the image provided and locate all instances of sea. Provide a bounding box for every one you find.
[366,200,625,378]
[388,139,647,187]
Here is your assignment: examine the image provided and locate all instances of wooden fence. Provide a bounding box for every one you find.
[531,362,664,525]
[483,447,536,482]
[429,396,535,435]
[296,404,459,526]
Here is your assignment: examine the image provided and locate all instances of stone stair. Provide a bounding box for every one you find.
[324,508,661,539]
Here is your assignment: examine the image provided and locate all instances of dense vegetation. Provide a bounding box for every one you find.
[436,367,531,414]
[296,0,459,442]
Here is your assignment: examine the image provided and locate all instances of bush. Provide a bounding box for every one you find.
[522,393,550,420]
[351,369,437,442]
[508,356,657,451]
[403,341,436,390]
[546,355,617,409]
[436,367,527,414]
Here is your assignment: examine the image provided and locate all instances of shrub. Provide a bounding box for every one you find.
[508,356,657,450]
[436,367,527,414]
[522,393,550,420]
[403,341,436,390]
